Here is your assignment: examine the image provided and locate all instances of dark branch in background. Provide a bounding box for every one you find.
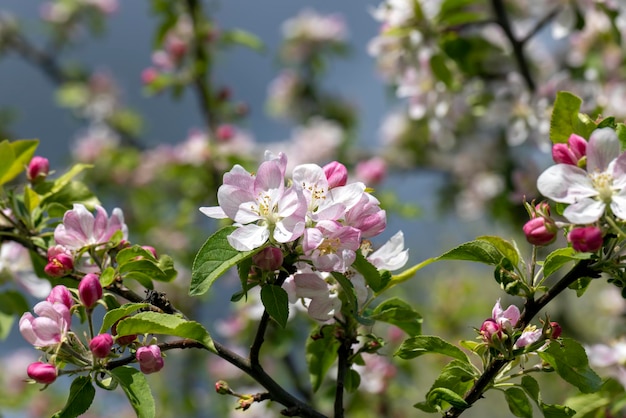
[184,0,217,133]
[0,17,144,149]
[443,260,596,418]
[334,340,350,418]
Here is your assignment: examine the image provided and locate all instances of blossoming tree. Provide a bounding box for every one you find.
[1,1,626,418]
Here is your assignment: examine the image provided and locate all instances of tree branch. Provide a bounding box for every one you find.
[443,259,597,417]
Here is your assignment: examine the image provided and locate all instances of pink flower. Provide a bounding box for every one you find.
[344,193,387,238]
[552,133,587,165]
[19,301,71,347]
[523,217,557,246]
[44,245,74,277]
[514,327,543,348]
[568,226,603,252]
[27,156,49,182]
[323,161,348,188]
[283,272,340,322]
[492,299,520,331]
[216,124,235,142]
[27,362,57,384]
[480,318,502,343]
[54,204,128,250]
[136,345,164,374]
[79,273,103,309]
[90,333,114,358]
[200,152,307,251]
[303,220,361,272]
[46,285,74,311]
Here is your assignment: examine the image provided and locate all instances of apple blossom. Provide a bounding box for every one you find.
[283,271,341,322]
[568,226,603,252]
[537,128,626,224]
[491,299,520,331]
[46,285,74,311]
[480,319,502,343]
[54,204,128,250]
[79,273,103,309]
[552,133,587,166]
[20,301,71,347]
[0,242,51,298]
[366,231,409,271]
[303,220,361,272]
[90,333,114,358]
[26,156,49,182]
[44,245,74,278]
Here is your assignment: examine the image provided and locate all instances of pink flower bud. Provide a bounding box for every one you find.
[90,333,114,358]
[215,380,232,395]
[480,318,502,343]
[355,157,387,185]
[552,134,587,165]
[27,362,57,384]
[550,322,562,339]
[323,161,348,188]
[46,285,74,311]
[216,124,235,142]
[523,217,557,246]
[252,247,283,271]
[79,273,103,309]
[27,156,50,182]
[141,67,159,85]
[568,226,603,252]
[165,36,187,61]
[136,345,164,374]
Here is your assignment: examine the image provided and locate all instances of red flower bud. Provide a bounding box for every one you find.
[568,226,603,252]
[27,156,50,182]
[523,217,557,246]
[90,333,114,358]
[550,322,562,339]
[216,124,235,142]
[141,245,158,259]
[27,362,57,384]
[252,247,283,271]
[79,273,103,309]
[136,345,164,374]
[480,318,502,344]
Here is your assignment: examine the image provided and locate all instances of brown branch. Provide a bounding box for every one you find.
[443,259,596,417]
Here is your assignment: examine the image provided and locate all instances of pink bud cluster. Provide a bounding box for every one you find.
[522,202,557,246]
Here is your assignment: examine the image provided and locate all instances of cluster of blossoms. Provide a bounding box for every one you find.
[479,299,561,354]
[16,201,169,386]
[201,151,408,321]
[40,0,118,25]
[524,127,626,253]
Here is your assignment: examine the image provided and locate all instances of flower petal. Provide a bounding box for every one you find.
[610,193,626,221]
[563,198,606,224]
[227,224,269,251]
[537,164,596,203]
[588,128,620,173]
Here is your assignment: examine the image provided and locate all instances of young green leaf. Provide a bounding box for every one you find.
[99,303,151,334]
[260,284,289,328]
[0,139,38,186]
[190,226,263,296]
[51,376,95,418]
[538,338,602,393]
[542,248,592,279]
[426,387,469,410]
[436,238,508,266]
[115,311,215,352]
[352,250,383,292]
[421,359,477,411]
[306,326,340,392]
[110,366,156,418]
[395,335,470,363]
[368,297,422,336]
[504,387,533,418]
[550,91,584,144]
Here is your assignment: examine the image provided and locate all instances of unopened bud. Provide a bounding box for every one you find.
[27,156,49,182]
[90,333,114,358]
[480,318,502,344]
[355,157,387,185]
[568,226,603,253]
[252,247,283,271]
[27,362,57,384]
[136,345,164,374]
[523,217,557,246]
[215,380,232,395]
[141,67,159,85]
[323,161,348,188]
[549,322,562,339]
[216,124,235,142]
[112,317,137,346]
[79,273,103,309]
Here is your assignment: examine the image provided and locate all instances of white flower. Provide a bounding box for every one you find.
[537,128,626,224]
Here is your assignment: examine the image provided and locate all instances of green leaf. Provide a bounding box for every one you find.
[505,387,533,418]
[306,326,340,392]
[190,226,264,296]
[395,335,470,363]
[0,139,39,186]
[115,311,215,352]
[117,246,177,284]
[521,375,540,402]
[100,266,116,287]
[539,403,575,417]
[616,123,626,150]
[427,387,469,409]
[352,250,384,292]
[436,238,508,266]
[220,28,264,51]
[538,338,602,393]
[52,376,95,418]
[0,311,14,340]
[477,235,520,267]
[110,366,156,418]
[422,359,477,410]
[260,284,289,328]
[345,369,361,393]
[40,163,92,198]
[550,91,583,144]
[0,289,30,315]
[429,53,453,88]
[369,297,422,336]
[99,303,151,334]
[24,185,41,214]
[543,248,592,279]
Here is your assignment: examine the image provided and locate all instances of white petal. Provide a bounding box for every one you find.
[227,225,269,251]
[611,194,626,220]
[563,199,605,224]
[537,164,596,203]
[588,128,620,173]
[199,206,228,219]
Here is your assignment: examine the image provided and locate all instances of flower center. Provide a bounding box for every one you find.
[591,172,615,203]
[318,237,341,255]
